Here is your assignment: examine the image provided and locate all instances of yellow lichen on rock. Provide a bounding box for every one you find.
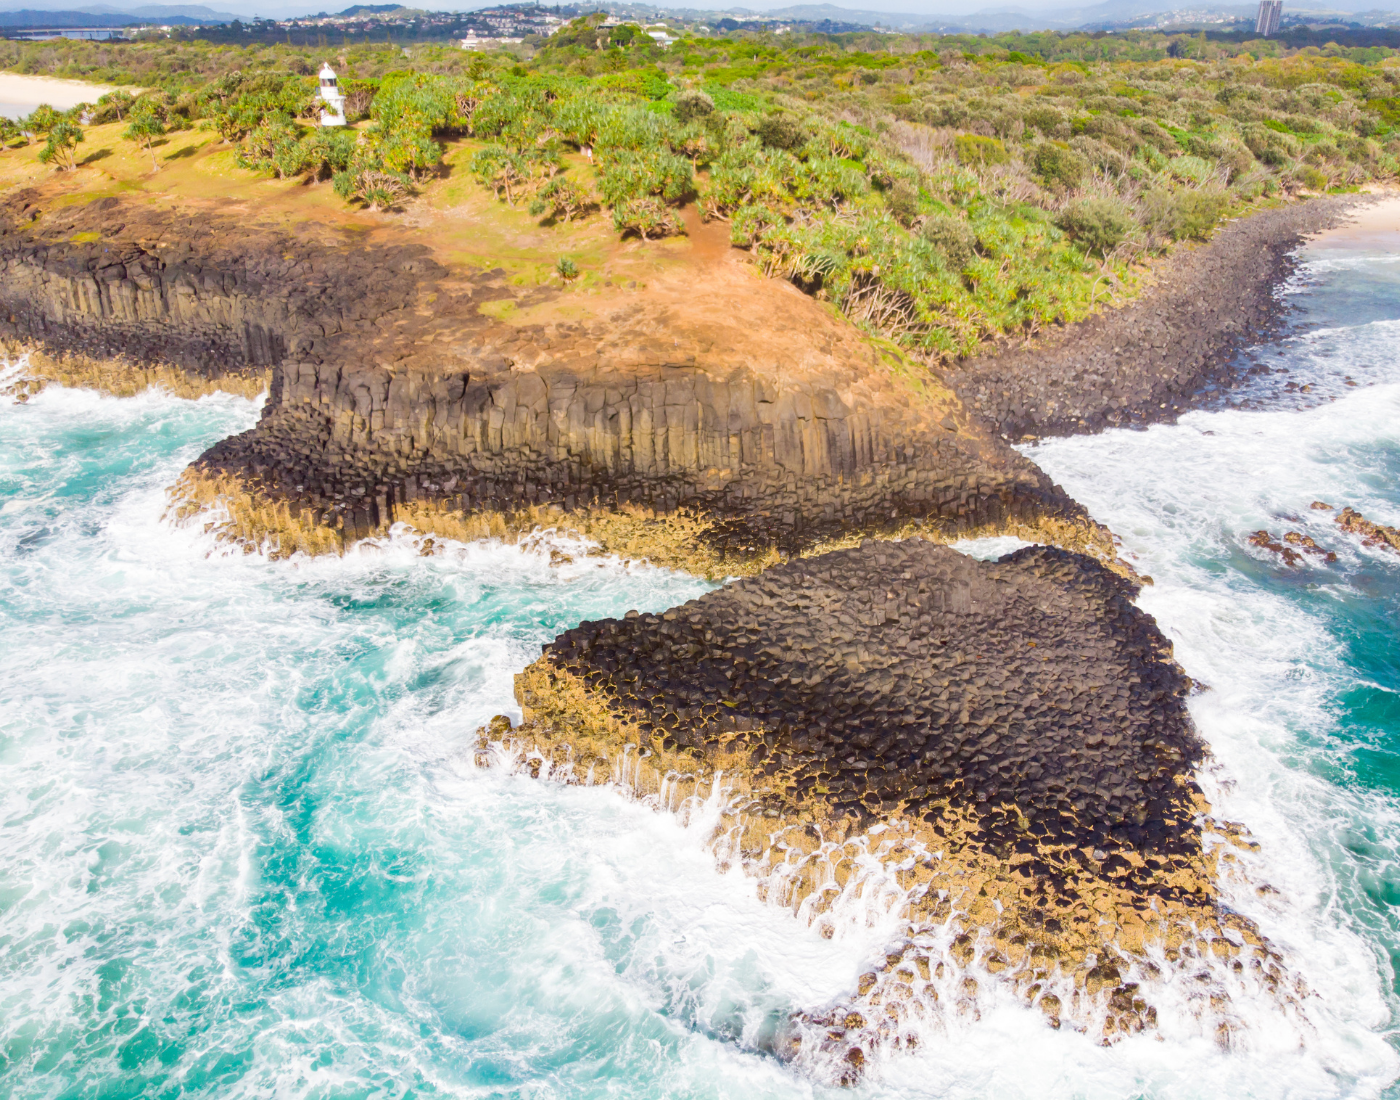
[163,466,1126,583]
[4,343,268,401]
[397,500,782,580]
[164,468,343,558]
[493,655,1299,1066]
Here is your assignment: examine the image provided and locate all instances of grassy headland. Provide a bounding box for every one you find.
[3,22,1397,365]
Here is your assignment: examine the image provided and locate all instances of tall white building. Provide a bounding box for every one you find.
[1255,0,1282,36]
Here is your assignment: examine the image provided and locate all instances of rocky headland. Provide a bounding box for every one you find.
[0,191,1109,574]
[0,186,1352,1072]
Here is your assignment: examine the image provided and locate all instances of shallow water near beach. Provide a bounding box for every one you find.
[2,229,1400,1098]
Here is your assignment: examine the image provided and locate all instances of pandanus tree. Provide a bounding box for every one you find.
[38,121,83,171]
[124,101,165,171]
[94,90,134,123]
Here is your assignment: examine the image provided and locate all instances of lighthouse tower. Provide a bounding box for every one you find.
[318,63,347,127]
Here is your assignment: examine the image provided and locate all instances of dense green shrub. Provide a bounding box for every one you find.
[1056,197,1133,254]
[59,24,1393,362]
[921,214,979,271]
[953,134,1008,167]
[1174,189,1232,239]
[886,180,920,224]
[1032,142,1088,189]
[300,127,356,182]
[237,119,305,178]
[756,111,806,150]
[1294,164,1329,190]
[1024,105,1065,136]
[673,88,715,125]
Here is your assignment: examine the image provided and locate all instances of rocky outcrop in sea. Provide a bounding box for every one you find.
[496,538,1290,1071]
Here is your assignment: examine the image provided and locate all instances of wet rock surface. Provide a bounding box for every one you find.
[505,539,1280,1063]
[944,197,1361,440]
[537,538,1204,871]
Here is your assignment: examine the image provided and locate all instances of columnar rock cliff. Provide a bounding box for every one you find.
[0,194,1100,561]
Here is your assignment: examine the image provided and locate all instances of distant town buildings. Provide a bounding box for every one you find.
[461,32,524,48]
[1256,0,1283,35]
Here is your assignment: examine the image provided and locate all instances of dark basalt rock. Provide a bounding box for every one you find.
[541,538,1204,883]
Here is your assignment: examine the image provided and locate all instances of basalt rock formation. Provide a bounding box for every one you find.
[502,539,1289,1066]
[0,193,1105,569]
[946,197,1360,440]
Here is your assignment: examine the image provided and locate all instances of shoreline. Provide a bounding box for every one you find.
[943,195,1367,441]
[1303,189,1400,249]
[0,168,1371,1078]
[0,72,121,113]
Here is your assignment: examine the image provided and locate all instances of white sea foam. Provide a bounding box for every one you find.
[4,301,1400,1097]
[1022,377,1400,1098]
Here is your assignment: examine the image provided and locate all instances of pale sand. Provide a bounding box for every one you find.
[1307,189,1400,249]
[0,72,120,111]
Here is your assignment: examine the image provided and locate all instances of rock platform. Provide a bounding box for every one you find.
[501,539,1290,1067]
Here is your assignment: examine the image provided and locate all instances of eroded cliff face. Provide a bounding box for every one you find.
[0,194,441,386]
[0,195,1102,564]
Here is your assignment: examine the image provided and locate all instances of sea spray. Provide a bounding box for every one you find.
[1022,244,1400,1098]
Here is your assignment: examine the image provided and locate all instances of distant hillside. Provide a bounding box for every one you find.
[0,2,235,22]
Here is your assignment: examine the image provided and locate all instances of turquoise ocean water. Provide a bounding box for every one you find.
[1,226,1400,1098]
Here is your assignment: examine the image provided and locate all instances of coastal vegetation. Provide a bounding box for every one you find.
[6,22,1400,358]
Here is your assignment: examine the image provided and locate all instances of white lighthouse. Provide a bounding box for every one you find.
[318,63,346,127]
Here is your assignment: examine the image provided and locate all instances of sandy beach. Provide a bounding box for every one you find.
[0,72,119,119]
[1308,188,1400,248]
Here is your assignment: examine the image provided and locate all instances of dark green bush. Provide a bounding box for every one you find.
[1294,164,1329,191]
[1174,188,1232,239]
[886,180,919,224]
[756,111,806,150]
[1024,105,1065,136]
[1033,142,1088,189]
[921,213,978,271]
[1070,135,1127,175]
[673,88,714,125]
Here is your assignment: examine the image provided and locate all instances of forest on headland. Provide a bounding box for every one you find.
[6,18,1400,360]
